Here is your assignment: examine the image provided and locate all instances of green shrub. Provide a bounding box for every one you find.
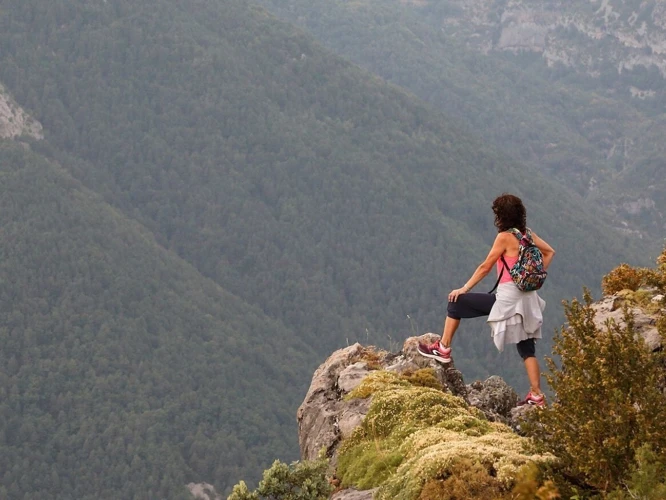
[418,458,512,500]
[607,444,666,499]
[510,463,561,500]
[227,457,332,500]
[527,290,666,493]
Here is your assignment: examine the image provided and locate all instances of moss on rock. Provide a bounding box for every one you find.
[337,370,555,500]
[345,369,413,400]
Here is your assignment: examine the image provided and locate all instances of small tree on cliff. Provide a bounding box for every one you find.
[227,457,332,500]
[528,248,666,494]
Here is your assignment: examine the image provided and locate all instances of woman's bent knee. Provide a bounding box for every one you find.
[447,301,461,320]
[517,339,536,360]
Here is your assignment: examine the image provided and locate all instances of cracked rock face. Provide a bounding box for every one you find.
[331,488,376,500]
[297,343,374,463]
[590,292,663,352]
[0,84,43,140]
[466,375,519,426]
[437,0,666,87]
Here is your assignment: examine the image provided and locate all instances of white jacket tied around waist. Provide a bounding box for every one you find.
[487,283,546,351]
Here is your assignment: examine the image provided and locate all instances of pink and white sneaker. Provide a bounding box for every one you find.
[417,340,452,363]
[518,391,546,408]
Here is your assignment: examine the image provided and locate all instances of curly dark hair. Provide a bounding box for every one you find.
[492,193,526,233]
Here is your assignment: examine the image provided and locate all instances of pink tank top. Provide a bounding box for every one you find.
[497,255,519,284]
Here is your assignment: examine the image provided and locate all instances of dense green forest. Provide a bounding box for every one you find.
[0,141,314,497]
[257,0,666,234]
[0,0,656,497]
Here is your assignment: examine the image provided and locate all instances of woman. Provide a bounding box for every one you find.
[417,193,555,406]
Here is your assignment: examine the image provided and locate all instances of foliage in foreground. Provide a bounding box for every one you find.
[227,457,332,500]
[336,370,555,500]
[529,248,666,494]
[226,249,666,499]
[607,444,666,500]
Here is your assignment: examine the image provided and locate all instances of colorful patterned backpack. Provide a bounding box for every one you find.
[489,228,547,293]
[504,228,547,291]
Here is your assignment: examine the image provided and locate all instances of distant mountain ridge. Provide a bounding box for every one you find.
[439,0,666,234]
[258,0,666,235]
[439,0,666,95]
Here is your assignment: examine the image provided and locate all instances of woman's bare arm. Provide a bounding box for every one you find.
[448,232,513,301]
[532,232,555,270]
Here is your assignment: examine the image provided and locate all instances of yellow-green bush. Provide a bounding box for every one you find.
[510,463,561,500]
[337,371,555,500]
[602,246,666,296]
[418,459,511,500]
[601,263,646,295]
[527,290,666,493]
[401,368,443,390]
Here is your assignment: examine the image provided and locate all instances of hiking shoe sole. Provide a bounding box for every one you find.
[416,348,452,364]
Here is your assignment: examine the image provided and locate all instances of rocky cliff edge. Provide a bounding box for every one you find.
[297,334,553,500]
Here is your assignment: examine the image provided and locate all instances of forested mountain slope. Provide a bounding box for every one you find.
[257,0,666,236]
[2,0,649,375]
[1,0,652,390]
[0,141,313,497]
[0,0,656,496]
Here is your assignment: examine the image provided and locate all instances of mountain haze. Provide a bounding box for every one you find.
[0,0,655,497]
[258,0,666,236]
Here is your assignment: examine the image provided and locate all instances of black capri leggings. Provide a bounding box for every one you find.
[447,293,536,360]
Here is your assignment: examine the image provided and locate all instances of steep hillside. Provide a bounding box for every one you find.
[0,0,659,496]
[433,0,666,101]
[258,0,666,235]
[0,141,313,498]
[0,0,652,386]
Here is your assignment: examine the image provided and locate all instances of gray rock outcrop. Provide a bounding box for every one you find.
[590,291,664,352]
[296,343,376,463]
[296,334,523,470]
[0,84,43,140]
[466,375,519,426]
[331,488,376,500]
[187,483,222,500]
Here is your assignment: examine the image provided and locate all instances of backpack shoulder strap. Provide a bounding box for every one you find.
[523,227,534,243]
[488,256,511,294]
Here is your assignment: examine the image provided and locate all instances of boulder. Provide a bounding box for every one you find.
[590,292,663,351]
[466,375,519,425]
[297,343,371,462]
[330,488,376,500]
